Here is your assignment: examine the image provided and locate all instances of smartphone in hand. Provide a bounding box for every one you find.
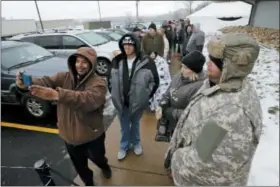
[20,72,32,87]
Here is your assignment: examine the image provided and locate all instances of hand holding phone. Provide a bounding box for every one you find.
[21,72,32,87]
[16,71,32,88]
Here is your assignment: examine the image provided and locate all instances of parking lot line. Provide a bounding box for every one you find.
[1,122,59,134]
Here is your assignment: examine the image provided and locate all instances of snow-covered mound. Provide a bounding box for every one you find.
[201,33,279,186]
[187,1,252,34]
[189,17,249,34]
[220,26,280,51]
[188,1,251,18]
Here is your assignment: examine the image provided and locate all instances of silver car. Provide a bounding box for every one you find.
[10,30,120,76]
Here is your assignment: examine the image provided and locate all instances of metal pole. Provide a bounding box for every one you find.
[136,0,139,22]
[97,0,102,22]
[34,0,44,32]
[34,159,56,186]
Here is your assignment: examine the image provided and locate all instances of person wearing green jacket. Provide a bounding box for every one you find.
[141,23,164,57]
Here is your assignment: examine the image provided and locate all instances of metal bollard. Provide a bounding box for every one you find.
[34,159,56,186]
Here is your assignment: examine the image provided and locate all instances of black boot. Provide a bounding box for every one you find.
[101,166,112,179]
[85,180,95,186]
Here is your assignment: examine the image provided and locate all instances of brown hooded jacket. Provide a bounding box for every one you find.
[32,47,107,145]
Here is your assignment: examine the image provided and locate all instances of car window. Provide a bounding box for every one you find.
[108,32,122,41]
[62,35,86,49]
[21,37,35,43]
[35,35,61,49]
[76,31,109,46]
[1,43,53,69]
[96,32,112,41]
[136,24,145,29]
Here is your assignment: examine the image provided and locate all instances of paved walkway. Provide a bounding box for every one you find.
[74,57,181,186]
[74,111,174,186]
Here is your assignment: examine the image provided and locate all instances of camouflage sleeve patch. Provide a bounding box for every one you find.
[195,119,227,163]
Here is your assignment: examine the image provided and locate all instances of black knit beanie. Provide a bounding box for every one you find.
[148,23,157,31]
[209,55,223,71]
[181,51,206,73]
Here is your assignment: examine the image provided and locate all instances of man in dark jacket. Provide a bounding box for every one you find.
[182,18,193,56]
[132,27,143,42]
[178,19,186,58]
[110,33,159,160]
[16,47,112,186]
[141,23,165,57]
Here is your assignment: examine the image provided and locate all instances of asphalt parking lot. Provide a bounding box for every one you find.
[1,105,77,186]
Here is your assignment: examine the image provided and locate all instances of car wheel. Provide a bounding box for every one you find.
[96,59,111,76]
[22,96,51,119]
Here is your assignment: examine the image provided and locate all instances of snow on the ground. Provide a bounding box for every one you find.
[187,1,252,34]
[186,2,279,185]
[247,46,279,186]
[200,24,279,186]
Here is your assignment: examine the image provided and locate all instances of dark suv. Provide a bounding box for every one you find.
[1,40,68,119]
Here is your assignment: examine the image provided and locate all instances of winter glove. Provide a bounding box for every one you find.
[155,107,162,120]
[163,107,174,121]
[29,85,59,101]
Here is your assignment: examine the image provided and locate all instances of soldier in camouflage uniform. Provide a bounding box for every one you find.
[164,33,263,186]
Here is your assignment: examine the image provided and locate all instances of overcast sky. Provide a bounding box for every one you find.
[2,1,203,20]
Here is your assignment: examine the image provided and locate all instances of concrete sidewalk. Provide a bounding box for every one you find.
[74,57,181,185]
[74,111,174,186]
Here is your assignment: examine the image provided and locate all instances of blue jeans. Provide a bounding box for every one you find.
[118,107,143,151]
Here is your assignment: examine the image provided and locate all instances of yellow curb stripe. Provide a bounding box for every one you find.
[1,122,59,134]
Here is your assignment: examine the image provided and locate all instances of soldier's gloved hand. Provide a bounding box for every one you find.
[16,71,28,90]
[159,100,168,110]
[163,107,173,120]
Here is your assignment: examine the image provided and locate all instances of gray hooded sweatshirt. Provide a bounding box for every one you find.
[186,23,205,53]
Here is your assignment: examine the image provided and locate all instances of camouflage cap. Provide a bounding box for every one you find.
[207,33,260,91]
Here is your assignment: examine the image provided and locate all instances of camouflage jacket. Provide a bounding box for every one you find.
[165,33,263,186]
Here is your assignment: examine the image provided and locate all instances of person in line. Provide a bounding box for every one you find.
[155,51,206,140]
[177,19,186,58]
[165,22,174,63]
[110,33,159,160]
[132,27,143,42]
[16,47,112,186]
[158,26,170,61]
[169,21,177,58]
[186,23,205,54]
[141,23,165,57]
[182,18,193,56]
[149,51,171,112]
[165,33,263,186]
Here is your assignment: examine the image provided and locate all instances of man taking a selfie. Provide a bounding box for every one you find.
[16,47,111,186]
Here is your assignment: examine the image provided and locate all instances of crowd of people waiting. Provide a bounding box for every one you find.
[15,17,263,186]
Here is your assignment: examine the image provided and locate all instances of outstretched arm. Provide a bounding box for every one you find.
[32,72,67,89]
[57,77,107,112]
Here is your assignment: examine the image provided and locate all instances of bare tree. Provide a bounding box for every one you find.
[183,1,194,16]
[193,1,212,12]
[125,12,134,25]
[172,10,182,20]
